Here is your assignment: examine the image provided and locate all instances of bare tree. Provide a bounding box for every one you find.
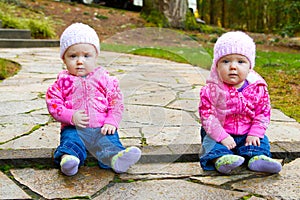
[142,0,189,28]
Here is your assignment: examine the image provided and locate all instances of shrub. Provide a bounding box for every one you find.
[0,1,56,39]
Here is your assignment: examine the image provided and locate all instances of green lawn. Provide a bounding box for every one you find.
[255,51,300,122]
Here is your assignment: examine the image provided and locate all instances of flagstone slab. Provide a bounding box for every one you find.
[232,158,300,200]
[0,171,30,199]
[0,113,49,124]
[267,121,300,142]
[167,99,199,112]
[142,126,200,145]
[11,167,115,199]
[120,138,142,147]
[0,91,37,102]
[178,86,201,99]
[175,71,208,86]
[191,174,254,186]
[125,89,176,106]
[121,162,202,180]
[0,114,50,144]
[0,83,49,93]
[0,100,46,116]
[0,122,60,149]
[123,104,198,126]
[96,179,248,200]
[271,109,297,122]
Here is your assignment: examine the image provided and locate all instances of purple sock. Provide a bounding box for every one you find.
[248,155,282,173]
[60,155,80,176]
[111,146,141,173]
[215,155,245,174]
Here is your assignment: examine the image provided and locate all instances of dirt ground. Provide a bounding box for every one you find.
[24,0,145,41]
[23,0,299,53]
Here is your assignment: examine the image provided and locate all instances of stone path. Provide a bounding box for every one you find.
[0,48,300,199]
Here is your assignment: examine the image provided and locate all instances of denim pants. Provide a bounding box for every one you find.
[53,126,125,169]
[199,127,271,171]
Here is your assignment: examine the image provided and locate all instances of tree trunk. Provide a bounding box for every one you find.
[209,0,215,24]
[142,0,188,28]
[221,0,225,27]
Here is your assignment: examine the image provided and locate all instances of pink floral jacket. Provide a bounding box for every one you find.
[46,67,124,129]
[199,71,271,142]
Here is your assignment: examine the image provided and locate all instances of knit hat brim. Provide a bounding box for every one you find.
[60,23,100,59]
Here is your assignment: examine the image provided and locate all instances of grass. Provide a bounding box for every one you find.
[101,43,212,69]
[0,58,21,80]
[255,51,300,122]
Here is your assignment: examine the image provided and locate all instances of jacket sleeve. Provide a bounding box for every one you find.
[103,74,124,128]
[248,85,271,138]
[45,74,75,125]
[199,86,229,142]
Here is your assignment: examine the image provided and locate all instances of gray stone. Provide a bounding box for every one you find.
[122,104,198,127]
[125,88,176,106]
[119,127,141,138]
[167,99,199,112]
[121,162,202,180]
[271,109,297,122]
[142,125,200,145]
[11,167,115,199]
[267,121,300,142]
[0,100,46,116]
[0,171,30,199]
[0,122,60,149]
[0,114,50,144]
[178,86,201,99]
[0,91,37,102]
[96,179,248,200]
[191,174,254,185]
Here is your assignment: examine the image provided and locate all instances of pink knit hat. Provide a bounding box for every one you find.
[213,31,256,68]
[60,23,100,59]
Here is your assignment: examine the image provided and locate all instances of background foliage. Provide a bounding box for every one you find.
[197,0,300,37]
[0,0,56,38]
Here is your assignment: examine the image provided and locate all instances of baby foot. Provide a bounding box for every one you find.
[60,155,80,176]
[215,155,245,174]
[248,155,282,173]
[111,146,141,173]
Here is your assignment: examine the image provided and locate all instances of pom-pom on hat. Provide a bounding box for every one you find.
[60,23,100,59]
[213,31,256,68]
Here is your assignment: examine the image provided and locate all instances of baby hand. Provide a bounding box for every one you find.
[245,135,260,146]
[101,124,116,135]
[72,110,89,128]
[221,136,236,150]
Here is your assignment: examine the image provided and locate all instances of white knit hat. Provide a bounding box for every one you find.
[213,31,256,68]
[60,23,100,59]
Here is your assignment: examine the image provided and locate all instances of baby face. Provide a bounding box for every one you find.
[63,43,98,77]
[216,54,251,88]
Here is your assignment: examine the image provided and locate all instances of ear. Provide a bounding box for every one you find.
[62,57,67,65]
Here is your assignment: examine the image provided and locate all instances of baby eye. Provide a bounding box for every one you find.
[70,54,77,58]
[238,60,246,64]
[222,59,229,63]
[84,54,91,58]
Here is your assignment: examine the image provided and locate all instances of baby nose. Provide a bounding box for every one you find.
[230,62,237,70]
[77,56,85,64]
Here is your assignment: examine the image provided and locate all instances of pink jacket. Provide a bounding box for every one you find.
[199,70,271,142]
[46,67,124,129]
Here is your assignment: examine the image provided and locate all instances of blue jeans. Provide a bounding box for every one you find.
[199,127,271,171]
[54,126,125,169]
